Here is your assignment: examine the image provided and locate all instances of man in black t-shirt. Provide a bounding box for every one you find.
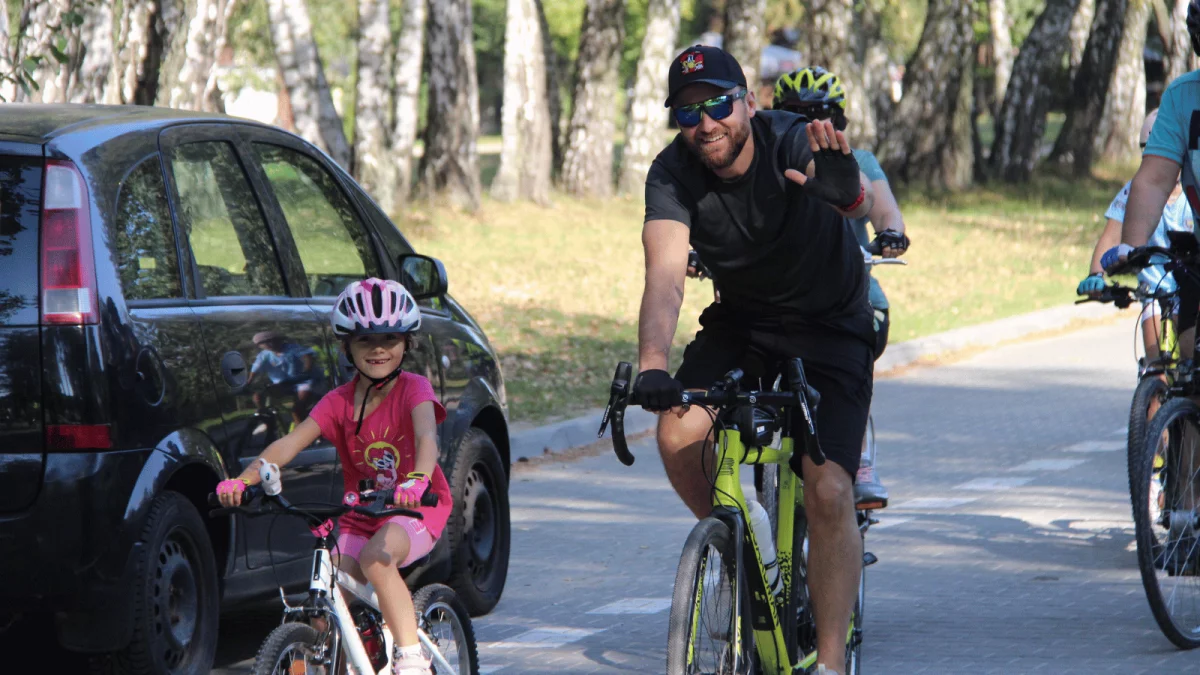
[634,45,879,674]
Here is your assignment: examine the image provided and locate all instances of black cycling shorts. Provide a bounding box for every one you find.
[674,305,873,481]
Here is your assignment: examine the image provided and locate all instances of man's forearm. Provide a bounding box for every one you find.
[1123,158,1180,246]
[637,281,684,373]
[836,173,874,219]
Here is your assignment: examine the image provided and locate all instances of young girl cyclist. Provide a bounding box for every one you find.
[215,278,453,675]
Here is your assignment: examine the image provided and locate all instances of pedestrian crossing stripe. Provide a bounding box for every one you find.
[587,598,673,614]
[484,627,604,649]
[954,476,1034,491]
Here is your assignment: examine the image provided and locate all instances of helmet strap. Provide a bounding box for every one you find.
[353,364,404,436]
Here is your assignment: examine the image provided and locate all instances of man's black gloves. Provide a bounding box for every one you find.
[633,369,684,411]
[803,147,862,210]
[871,229,910,254]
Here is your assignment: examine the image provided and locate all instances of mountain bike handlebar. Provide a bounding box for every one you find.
[1075,282,1141,309]
[597,359,825,468]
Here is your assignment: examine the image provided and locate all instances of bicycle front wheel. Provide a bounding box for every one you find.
[1128,375,1169,509]
[1133,397,1200,649]
[666,517,754,675]
[413,583,480,674]
[252,622,330,675]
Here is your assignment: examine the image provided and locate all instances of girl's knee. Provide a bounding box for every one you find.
[360,527,411,570]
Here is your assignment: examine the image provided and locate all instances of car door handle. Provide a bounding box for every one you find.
[220,351,249,390]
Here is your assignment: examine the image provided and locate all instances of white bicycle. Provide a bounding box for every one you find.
[210,464,479,674]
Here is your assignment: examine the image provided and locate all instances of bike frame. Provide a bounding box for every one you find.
[702,425,816,674]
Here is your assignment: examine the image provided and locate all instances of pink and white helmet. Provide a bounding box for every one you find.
[331,278,421,337]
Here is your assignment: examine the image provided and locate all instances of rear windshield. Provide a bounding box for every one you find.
[0,157,42,326]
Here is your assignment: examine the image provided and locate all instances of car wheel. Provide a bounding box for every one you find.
[103,491,219,675]
[446,427,511,616]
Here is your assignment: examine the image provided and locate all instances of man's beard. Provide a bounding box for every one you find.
[684,121,751,172]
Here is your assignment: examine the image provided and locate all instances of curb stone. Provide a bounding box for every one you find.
[507,301,1126,464]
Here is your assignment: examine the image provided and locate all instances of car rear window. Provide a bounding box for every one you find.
[0,157,42,326]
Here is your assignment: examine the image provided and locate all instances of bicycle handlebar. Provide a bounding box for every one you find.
[597,359,826,468]
[207,484,438,523]
[1074,282,1141,309]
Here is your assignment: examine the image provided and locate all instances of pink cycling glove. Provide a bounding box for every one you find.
[216,478,246,505]
[393,473,430,508]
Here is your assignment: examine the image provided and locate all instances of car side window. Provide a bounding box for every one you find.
[252,143,380,297]
[169,142,286,298]
[109,156,182,300]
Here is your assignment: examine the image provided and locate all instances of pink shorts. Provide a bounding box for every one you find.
[335,516,435,568]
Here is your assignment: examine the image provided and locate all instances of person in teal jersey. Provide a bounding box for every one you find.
[772,65,909,508]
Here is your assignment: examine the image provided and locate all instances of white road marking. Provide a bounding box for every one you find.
[485,627,603,649]
[1114,426,1129,436]
[893,497,978,510]
[479,666,507,674]
[587,598,672,615]
[870,517,915,530]
[954,477,1034,491]
[1010,459,1086,471]
[1061,440,1125,453]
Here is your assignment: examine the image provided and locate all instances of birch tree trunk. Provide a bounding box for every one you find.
[988,0,1014,113]
[107,0,179,105]
[0,3,12,102]
[1049,0,1128,174]
[723,0,766,90]
[617,0,681,195]
[492,0,555,204]
[1068,0,1096,81]
[806,0,879,143]
[536,0,566,175]
[392,0,428,205]
[354,0,395,211]
[266,0,353,170]
[1094,0,1149,163]
[418,0,482,210]
[989,0,1080,182]
[168,0,234,111]
[876,0,976,190]
[152,0,190,107]
[24,0,70,103]
[855,0,890,147]
[1166,0,1196,85]
[558,0,624,198]
[70,1,116,103]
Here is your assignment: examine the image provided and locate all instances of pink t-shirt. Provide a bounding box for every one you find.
[309,372,452,539]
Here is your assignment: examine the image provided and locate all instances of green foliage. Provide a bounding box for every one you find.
[0,0,94,102]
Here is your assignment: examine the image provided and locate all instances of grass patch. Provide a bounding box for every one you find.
[402,163,1132,425]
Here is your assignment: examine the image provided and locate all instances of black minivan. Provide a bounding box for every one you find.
[0,105,511,673]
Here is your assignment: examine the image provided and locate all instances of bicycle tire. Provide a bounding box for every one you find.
[251,622,325,675]
[412,583,481,675]
[666,517,754,675]
[1132,397,1200,649]
[1128,375,1169,511]
[846,560,864,675]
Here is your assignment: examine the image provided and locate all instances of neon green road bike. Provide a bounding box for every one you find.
[600,360,873,674]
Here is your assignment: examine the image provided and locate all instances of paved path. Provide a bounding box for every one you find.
[213,321,1200,673]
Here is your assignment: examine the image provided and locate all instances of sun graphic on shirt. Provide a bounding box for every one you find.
[352,428,405,490]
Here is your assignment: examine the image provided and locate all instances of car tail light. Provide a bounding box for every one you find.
[46,424,112,450]
[40,160,98,325]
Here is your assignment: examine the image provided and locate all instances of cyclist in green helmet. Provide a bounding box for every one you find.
[773,65,909,509]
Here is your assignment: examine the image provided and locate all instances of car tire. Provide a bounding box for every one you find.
[100,491,219,675]
[446,427,511,616]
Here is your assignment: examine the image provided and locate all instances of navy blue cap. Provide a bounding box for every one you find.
[665,45,748,107]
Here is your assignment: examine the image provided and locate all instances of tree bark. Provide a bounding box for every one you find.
[989,0,1081,182]
[392,0,428,206]
[492,0,555,204]
[168,0,234,111]
[805,0,880,144]
[1068,0,1096,81]
[876,0,976,190]
[418,0,482,210]
[855,0,890,147]
[1049,0,1128,174]
[558,0,624,198]
[70,1,116,103]
[354,0,395,212]
[1095,0,1149,163]
[152,0,190,107]
[107,0,183,106]
[536,0,566,175]
[1166,0,1196,85]
[988,0,1014,113]
[723,0,767,89]
[617,0,681,196]
[0,2,12,102]
[23,0,71,103]
[266,0,353,170]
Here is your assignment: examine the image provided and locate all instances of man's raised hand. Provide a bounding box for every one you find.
[784,119,862,210]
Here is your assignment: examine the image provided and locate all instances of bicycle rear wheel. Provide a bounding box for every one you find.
[845,559,863,675]
[413,584,480,674]
[1128,375,1169,511]
[252,622,331,675]
[666,517,754,675]
[1133,397,1200,649]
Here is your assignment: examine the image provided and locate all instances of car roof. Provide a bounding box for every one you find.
[0,103,259,142]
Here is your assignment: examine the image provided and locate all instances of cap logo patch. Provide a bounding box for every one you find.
[680,51,704,74]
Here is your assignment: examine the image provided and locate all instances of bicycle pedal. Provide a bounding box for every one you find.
[863,551,878,567]
[857,500,887,511]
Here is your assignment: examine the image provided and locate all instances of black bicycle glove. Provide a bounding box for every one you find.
[633,369,684,411]
[870,229,910,254]
[801,147,862,209]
